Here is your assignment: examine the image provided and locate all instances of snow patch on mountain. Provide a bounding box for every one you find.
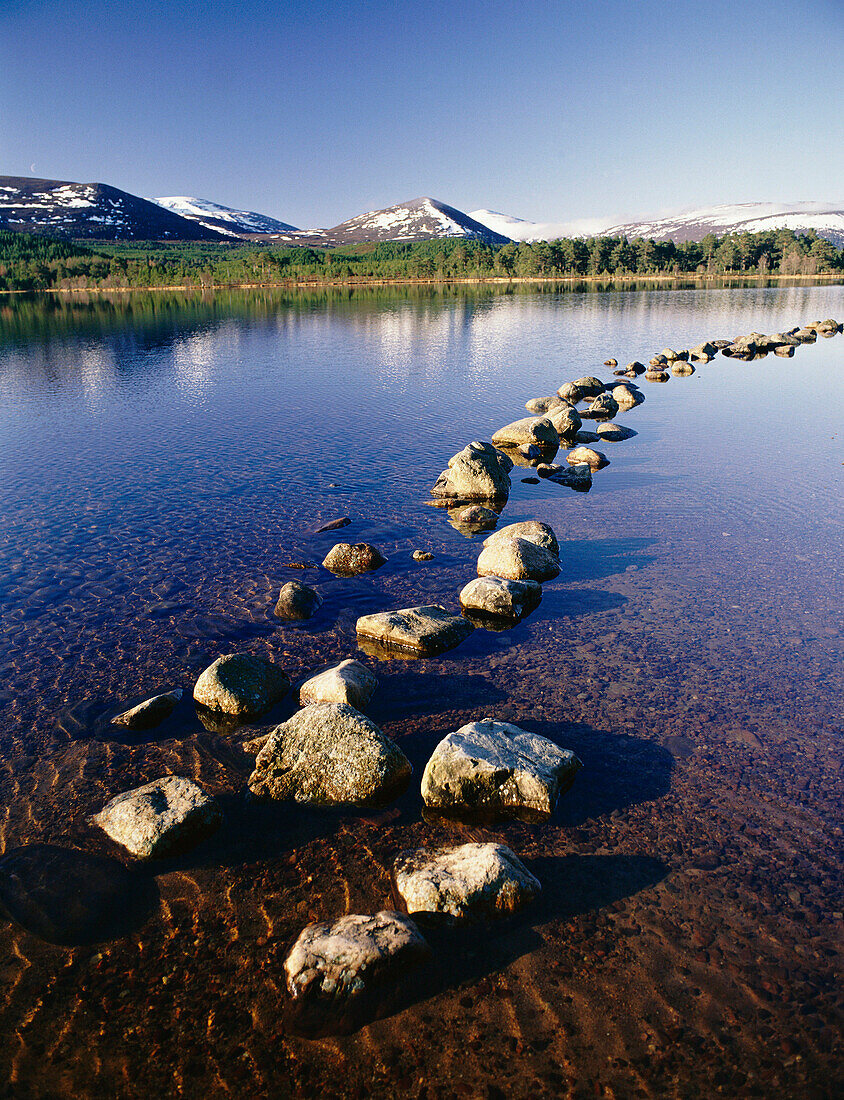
[603,201,844,247]
[469,209,613,241]
[153,196,299,235]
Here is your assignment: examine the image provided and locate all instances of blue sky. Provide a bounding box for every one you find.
[1,0,842,228]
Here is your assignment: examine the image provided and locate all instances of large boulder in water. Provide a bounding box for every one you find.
[193,653,290,719]
[491,416,558,451]
[430,441,513,502]
[482,520,559,557]
[421,718,582,822]
[546,403,582,439]
[459,576,542,620]
[248,703,411,807]
[476,536,560,582]
[93,776,222,859]
[284,911,431,1035]
[392,842,541,922]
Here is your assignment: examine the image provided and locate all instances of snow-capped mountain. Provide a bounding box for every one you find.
[469,209,612,241]
[152,196,299,237]
[0,177,226,241]
[324,198,511,245]
[602,202,844,247]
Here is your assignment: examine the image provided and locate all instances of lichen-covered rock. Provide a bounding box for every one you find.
[421,719,582,822]
[482,520,559,557]
[476,536,560,582]
[284,911,431,1035]
[557,381,584,402]
[299,659,378,710]
[93,776,222,859]
[491,416,558,451]
[274,580,323,620]
[459,576,542,620]
[356,605,474,657]
[565,446,609,470]
[671,362,695,376]
[322,543,386,576]
[430,441,513,502]
[248,703,411,806]
[111,688,182,731]
[193,653,290,719]
[546,403,582,439]
[393,842,541,921]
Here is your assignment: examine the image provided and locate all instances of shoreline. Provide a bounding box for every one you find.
[1,271,842,297]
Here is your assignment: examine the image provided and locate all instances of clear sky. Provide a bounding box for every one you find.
[1,0,842,229]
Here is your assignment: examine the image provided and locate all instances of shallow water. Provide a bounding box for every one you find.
[0,282,842,1098]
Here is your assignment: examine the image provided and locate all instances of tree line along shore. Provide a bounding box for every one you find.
[1,226,842,293]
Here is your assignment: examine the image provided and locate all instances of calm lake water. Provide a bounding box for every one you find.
[0,282,842,1098]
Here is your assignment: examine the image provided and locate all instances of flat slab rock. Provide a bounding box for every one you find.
[285,911,430,1036]
[93,776,222,859]
[393,842,541,922]
[193,653,290,719]
[356,605,473,657]
[248,703,411,807]
[111,688,182,730]
[459,576,541,620]
[299,659,378,710]
[421,718,582,822]
[476,536,560,583]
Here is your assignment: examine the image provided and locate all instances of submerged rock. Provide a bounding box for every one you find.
[193,653,290,719]
[430,441,513,502]
[274,580,323,620]
[446,503,500,536]
[421,718,582,822]
[111,688,182,731]
[322,543,386,576]
[482,520,559,557]
[392,842,541,922]
[314,516,351,533]
[459,576,542,620]
[566,446,609,470]
[476,536,560,582]
[284,911,431,1035]
[299,659,378,710]
[93,776,222,859]
[356,605,473,657]
[573,429,601,444]
[248,703,411,806]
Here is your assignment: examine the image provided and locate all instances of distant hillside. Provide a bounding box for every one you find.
[323,198,511,246]
[152,195,300,237]
[0,177,226,241]
[603,202,844,248]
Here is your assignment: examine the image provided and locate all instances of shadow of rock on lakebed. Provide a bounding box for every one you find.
[0,844,160,946]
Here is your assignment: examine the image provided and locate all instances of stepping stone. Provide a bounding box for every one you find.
[193,653,290,719]
[596,422,637,442]
[299,659,378,710]
[93,776,222,859]
[430,441,513,502]
[247,703,411,807]
[111,688,182,731]
[491,416,559,450]
[356,605,473,657]
[285,911,431,1035]
[393,842,541,922]
[482,520,558,557]
[459,576,541,620]
[476,537,560,582]
[421,718,582,822]
[565,446,609,470]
